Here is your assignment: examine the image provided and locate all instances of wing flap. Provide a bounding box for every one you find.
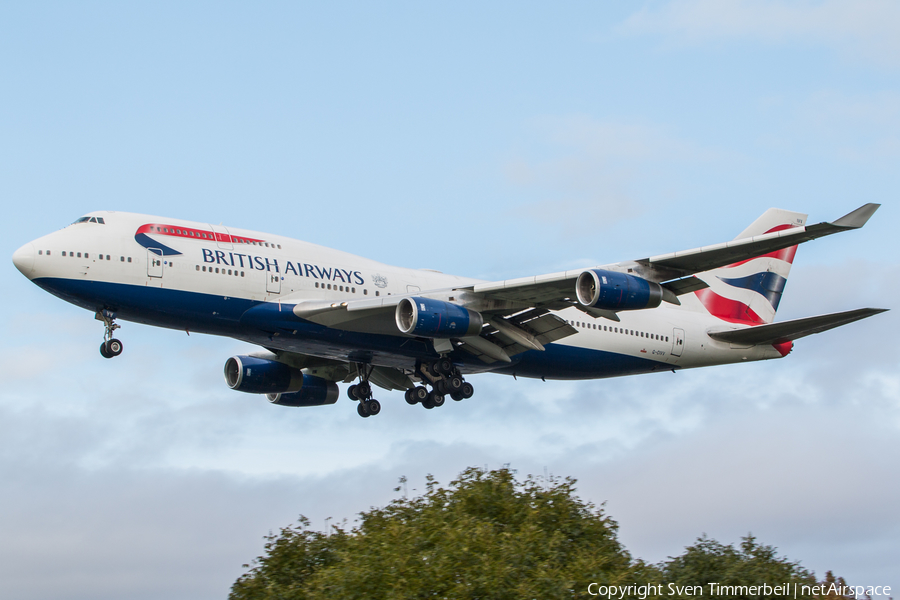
[707,308,888,346]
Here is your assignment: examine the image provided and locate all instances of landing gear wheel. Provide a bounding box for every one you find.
[365,399,381,416]
[413,386,429,402]
[99,341,112,359]
[429,391,445,408]
[435,358,453,375]
[447,376,463,392]
[435,379,448,395]
[405,389,418,405]
[461,382,474,399]
[422,397,435,409]
[106,339,123,356]
[355,381,371,398]
[451,391,464,401]
[348,384,359,400]
[357,403,370,418]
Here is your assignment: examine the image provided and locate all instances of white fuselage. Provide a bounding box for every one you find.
[13,211,785,381]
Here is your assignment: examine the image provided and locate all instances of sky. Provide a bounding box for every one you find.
[2,1,899,598]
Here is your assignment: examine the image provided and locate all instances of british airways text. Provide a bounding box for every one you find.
[202,249,364,285]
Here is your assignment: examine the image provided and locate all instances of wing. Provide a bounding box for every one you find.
[462,203,880,308]
[707,308,888,346]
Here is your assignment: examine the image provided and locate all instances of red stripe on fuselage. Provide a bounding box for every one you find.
[135,224,266,246]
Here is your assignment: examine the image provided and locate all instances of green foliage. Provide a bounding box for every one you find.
[231,466,851,600]
[230,466,658,599]
[661,535,817,598]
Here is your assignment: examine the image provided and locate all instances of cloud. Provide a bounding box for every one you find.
[798,91,900,161]
[619,0,900,68]
[502,116,722,235]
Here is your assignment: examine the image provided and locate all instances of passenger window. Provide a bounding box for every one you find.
[46,250,51,255]
[106,255,110,260]
[196,265,200,271]
[375,291,380,296]
[38,250,42,255]
[127,257,131,263]
[364,289,368,295]
[120,256,124,261]
[85,253,89,258]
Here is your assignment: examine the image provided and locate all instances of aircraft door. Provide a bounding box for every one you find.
[147,249,163,278]
[209,224,233,250]
[266,271,282,294]
[671,327,685,357]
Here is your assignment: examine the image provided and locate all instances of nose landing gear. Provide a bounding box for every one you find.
[96,310,123,359]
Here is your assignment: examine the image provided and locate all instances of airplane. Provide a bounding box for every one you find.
[12,204,887,418]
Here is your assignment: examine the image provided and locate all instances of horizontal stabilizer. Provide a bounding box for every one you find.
[708,308,888,346]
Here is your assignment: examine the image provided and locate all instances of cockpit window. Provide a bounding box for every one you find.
[71,216,106,225]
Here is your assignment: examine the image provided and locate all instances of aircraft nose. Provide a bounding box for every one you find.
[12,242,35,278]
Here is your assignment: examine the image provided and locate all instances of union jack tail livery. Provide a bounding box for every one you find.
[691,209,808,325]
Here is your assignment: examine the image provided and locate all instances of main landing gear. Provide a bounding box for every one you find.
[96,310,123,359]
[404,358,474,410]
[348,365,381,418]
[349,359,475,418]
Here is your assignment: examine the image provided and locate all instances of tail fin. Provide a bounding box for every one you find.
[691,209,808,324]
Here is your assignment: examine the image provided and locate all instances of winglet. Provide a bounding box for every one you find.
[832,203,880,229]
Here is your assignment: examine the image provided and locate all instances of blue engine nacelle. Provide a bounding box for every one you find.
[266,376,339,407]
[395,297,483,338]
[224,355,305,394]
[575,269,663,311]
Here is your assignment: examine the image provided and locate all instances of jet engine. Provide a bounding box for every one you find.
[395,297,483,337]
[576,269,663,311]
[224,355,305,394]
[266,375,339,407]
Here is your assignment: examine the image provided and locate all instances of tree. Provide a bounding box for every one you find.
[661,535,817,598]
[231,466,854,600]
[231,466,660,599]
